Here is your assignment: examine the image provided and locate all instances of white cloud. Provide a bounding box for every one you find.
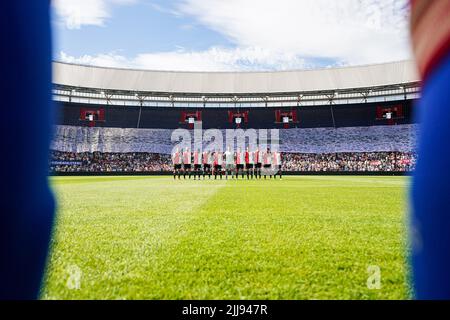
[177,0,412,65]
[133,47,310,71]
[55,0,413,71]
[59,51,130,68]
[58,47,310,71]
[53,0,137,29]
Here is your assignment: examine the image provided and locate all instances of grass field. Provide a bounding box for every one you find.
[42,175,412,300]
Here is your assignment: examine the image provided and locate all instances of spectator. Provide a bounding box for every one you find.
[49,151,416,173]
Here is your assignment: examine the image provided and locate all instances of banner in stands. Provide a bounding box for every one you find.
[50,124,418,154]
[50,160,82,166]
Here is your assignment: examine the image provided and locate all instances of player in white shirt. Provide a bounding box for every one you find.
[255,147,264,179]
[263,148,272,179]
[224,146,235,179]
[273,150,282,179]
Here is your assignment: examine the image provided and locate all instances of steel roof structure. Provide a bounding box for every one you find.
[52,60,421,107]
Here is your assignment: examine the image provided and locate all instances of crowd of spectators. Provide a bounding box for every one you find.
[50,150,416,173]
[282,152,416,172]
[50,151,171,173]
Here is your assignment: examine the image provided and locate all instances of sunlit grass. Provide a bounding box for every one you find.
[42,175,411,299]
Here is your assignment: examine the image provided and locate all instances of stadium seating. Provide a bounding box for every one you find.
[51,124,418,154]
[50,124,418,173]
[49,150,416,173]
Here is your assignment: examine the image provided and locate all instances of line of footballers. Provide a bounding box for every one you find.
[172,147,282,180]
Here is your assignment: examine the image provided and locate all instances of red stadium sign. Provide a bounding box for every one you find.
[180,111,202,129]
[275,109,298,128]
[228,110,249,128]
[80,108,105,127]
[376,104,404,125]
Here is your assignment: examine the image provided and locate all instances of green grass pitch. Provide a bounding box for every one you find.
[42,175,412,300]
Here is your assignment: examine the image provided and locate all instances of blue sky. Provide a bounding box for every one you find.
[52,0,412,71]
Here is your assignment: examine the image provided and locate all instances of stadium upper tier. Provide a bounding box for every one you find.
[53,60,421,107]
[51,124,418,154]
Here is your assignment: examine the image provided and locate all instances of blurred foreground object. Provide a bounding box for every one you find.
[0,2,55,299]
[411,0,450,299]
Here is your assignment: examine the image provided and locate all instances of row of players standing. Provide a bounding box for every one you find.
[172,147,282,180]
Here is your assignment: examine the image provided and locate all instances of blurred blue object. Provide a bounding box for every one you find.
[0,2,55,299]
[412,52,450,299]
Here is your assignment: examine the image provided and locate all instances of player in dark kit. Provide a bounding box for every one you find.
[410,0,450,299]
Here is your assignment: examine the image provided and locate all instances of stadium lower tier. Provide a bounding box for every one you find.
[50,151,416,173]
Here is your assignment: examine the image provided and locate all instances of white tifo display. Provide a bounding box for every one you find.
[50,124,418,154]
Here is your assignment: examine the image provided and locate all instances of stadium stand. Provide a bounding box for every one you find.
[282,152,416,172]
[50,151,416,173]
[55,100,416,129]
[50,123,418,173]
[51,124,418,154]
[51,61,420,175]
[50,151,171,173]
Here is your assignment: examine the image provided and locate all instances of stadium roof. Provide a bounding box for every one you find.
[53,60,419,95]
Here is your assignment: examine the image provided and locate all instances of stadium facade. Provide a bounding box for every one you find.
[53,60,419,105]
[51,60,420,175]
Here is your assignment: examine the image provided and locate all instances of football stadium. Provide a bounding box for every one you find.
[2,0,450,306]
[42,60,419,299]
